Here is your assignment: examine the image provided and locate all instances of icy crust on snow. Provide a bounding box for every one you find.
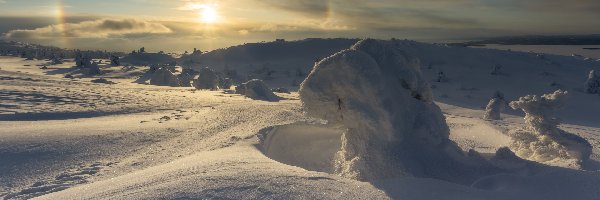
[509,90,592,166]
[299,39,491,182]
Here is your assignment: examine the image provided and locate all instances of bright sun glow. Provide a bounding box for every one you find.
[200,5,219,23]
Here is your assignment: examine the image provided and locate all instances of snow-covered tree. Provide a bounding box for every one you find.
[110,55,120,66]
[584,70,600,94]
[150,67,181,87]
[436,71,448,82]
[299,39,482,182]
[483,91,506,120]
[235,79,279,101]
[491,64,502,75]
[193,67,220,90]
[508,90,591,165]
[51,56,63,65]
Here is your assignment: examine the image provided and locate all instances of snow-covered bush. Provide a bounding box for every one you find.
[483,91,506,120]
[150,67,181,87]
[508,90,591,165]
[299,39,483,181]
[193,67,220,90]
[584,70,600,94]
[236,79,279,101]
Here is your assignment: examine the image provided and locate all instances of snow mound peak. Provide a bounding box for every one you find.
[509,90,592,166]
[299,39,485,182]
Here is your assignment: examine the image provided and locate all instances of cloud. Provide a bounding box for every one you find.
[257,0,331,17]
[3,19,172,39]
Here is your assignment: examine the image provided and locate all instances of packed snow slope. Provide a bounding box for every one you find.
[0,37,600,200]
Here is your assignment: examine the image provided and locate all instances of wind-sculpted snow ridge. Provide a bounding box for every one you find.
[508,90,592,167]
[299,39,500,182]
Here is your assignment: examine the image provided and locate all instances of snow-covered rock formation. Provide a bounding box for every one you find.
[299,39,489,182]
[483,91,507,120]
[193,67,220,90]
[584,70,600,94]
[508,90,591,166]
[236,79,279,101]
[150,67,181,87]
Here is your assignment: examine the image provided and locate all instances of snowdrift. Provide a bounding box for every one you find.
[299,39,497,182]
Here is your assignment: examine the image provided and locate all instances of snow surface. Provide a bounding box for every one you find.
[1,37,600,200]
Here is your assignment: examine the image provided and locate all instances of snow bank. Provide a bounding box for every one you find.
[299,39,489,182]
[508,90,592,166]
[150,67,181,87]
[193,67,220,90]
[236,79,279,101]
[584,70,600,94]
[483,91,507,120]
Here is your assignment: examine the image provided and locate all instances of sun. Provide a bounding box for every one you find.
[200,5,219,23]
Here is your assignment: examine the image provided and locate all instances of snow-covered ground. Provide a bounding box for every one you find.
[1,38,600,199]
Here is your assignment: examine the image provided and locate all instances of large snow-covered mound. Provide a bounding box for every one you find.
[508,90,592,166]
[299,39,495,182]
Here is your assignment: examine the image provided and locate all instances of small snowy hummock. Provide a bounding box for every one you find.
[150,67,181,87]
[584,69,600,94]
[299,39,493,182]
[193,67,220,90]
[508,90,592,166]
[236,79,279,101]
[483,91,507,120]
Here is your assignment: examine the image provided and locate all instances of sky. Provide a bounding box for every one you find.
[1,0,599,52]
